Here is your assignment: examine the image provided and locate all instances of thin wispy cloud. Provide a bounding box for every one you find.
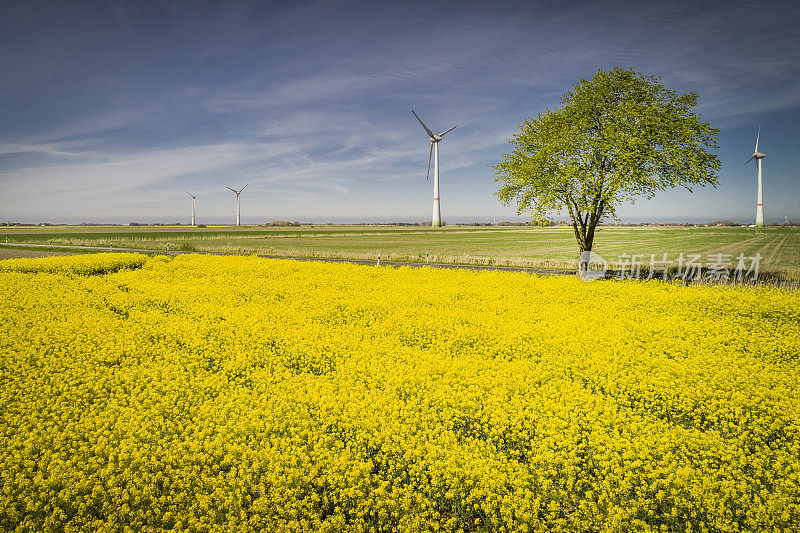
[0,0,798,223]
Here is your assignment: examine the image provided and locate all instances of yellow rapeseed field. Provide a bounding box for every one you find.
[1,253,798,532]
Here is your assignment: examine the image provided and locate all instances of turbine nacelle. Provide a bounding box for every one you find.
[745,151,766,165]
[428,126,457,143]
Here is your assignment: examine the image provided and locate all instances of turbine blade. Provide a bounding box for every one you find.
[745,155,755,165]
[755,125,760,152]
[427,142,433,181]
[226,186,236,193]
[411,110,435,139]
[438,125,457,137]
[241,184,248,193]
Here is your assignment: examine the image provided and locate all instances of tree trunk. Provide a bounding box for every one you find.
[584,221,597,252]
[577,218,599,277]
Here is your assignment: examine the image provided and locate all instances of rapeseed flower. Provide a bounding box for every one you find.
[0,253,798,531]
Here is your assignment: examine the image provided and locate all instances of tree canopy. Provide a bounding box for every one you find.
[493,66,720,256]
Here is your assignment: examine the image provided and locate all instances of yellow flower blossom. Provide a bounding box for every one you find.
[0,253,798,531]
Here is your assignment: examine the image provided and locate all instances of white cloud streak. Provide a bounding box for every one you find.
[1,0,798,222]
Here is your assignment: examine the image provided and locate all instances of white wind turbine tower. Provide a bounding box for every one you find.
[745,126,766,228]
[412,110,457,228]
[226,184,248,226]
[186,191,198,226]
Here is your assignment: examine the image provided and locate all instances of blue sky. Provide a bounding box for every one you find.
[1,0,798,224]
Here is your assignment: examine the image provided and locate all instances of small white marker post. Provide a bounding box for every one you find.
[426,252,429,263]
[377,254,380,266]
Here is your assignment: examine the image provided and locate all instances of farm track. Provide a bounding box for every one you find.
[0,242,578,276]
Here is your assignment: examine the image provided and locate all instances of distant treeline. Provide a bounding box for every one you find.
[2,220,798,228]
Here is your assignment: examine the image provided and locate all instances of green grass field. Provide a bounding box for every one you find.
[2,224,799,280]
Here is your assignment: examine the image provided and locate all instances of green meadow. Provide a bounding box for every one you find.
[1,225,798,280]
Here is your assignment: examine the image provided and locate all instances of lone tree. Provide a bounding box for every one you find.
[493,67,720,269]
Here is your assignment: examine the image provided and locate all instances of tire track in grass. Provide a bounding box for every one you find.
[594,238,688,262]
[750,235,779,268]
[770,236,800,271]
[763,235,788,267]
[704,234,771,257]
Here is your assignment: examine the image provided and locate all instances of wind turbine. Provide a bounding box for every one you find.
[411,110,457,228]
[745,126,766,228]
[226,184,248,226]
[186,191,198,226]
